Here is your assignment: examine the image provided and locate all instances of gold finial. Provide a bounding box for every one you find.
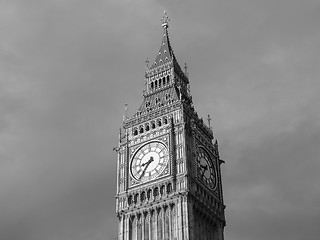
[161,11,170,29]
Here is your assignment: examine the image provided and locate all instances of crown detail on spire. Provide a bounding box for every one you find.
[161,11,170,29]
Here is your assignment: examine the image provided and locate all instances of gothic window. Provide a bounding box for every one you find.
[133,129,138,136]
[137,216,142,240]
[171,205,177,239]
[164,117,168,124]
[134,193,139,204]
[140,191,146,202]
[139,126,144,134]
[164,208,170,239]
[167,183,172,194]
[153,187,159,198]
[144,214,149,240]
[157,119,162,127]
[163,77,166,86]
[128,195,133,205]
[155,80,157,89]
[145,101,150,108]
[151,122,156,129]
[129,217,134,240]
[151,82,154,90]
[147,189,152,200]
[160,185,165,195]
[145,124,150,131]
[167,75,170,84]
[165,93,170,100]
[157,210,163,240]
[159,78,161,88]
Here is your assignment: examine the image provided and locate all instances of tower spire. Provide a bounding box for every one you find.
[149,11,176,70]
[161,11,170,29]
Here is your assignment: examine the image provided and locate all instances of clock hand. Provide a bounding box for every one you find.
[139,157,154,180]
[141,161,149,167]
[139,162,151,180]
[141,156,154,167]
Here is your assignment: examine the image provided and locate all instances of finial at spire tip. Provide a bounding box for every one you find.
[161,11,170,29]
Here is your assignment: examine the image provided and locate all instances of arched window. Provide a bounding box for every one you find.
[155,80,157,89]
[167,183,172,194]
[163,77,166,86]
[151,122,156,129]
[139,127,144,134]
[151,82,154,90]
[166,75,170,84]
[153,187,159,198]
[164,117,168,124]
[147,189,152,200]
[145,124,150,131]
[159,78,161,88]
[128,195,133,205]
[157,119,162,127]
[133,129,138,136]
[134,193,139,204]
[160,185,165,195]
[140,191,146,202]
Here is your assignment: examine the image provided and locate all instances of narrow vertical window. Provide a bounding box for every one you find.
[144,214,149,240]
[164,208,170,239]
[157,210,163,240]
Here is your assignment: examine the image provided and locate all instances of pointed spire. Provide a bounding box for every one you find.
[214,139,218,148]
[161,11,170,29]
[149,11,178,70]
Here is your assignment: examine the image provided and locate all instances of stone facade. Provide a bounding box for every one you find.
[115,12,226,240]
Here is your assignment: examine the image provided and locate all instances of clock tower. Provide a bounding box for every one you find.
[115,12,226,240]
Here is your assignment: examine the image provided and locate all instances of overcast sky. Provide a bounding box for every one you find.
[1,0,320,240]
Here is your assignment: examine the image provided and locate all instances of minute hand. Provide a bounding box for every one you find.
[139,158,154,180]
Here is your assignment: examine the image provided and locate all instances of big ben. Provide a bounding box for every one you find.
[115,12,226,240]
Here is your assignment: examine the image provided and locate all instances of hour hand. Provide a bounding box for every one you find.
[141,157,154,167]
[139,157,154,180]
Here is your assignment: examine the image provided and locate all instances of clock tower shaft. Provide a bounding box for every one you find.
[115,12,225,240]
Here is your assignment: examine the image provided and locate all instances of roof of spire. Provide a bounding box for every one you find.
[149,11,179,70]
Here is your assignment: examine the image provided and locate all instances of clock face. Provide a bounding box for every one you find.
[130,141,169,182]
[197,147,217,189]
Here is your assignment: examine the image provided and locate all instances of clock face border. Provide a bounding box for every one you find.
[130,140,169,183]
[196,147,217,190]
